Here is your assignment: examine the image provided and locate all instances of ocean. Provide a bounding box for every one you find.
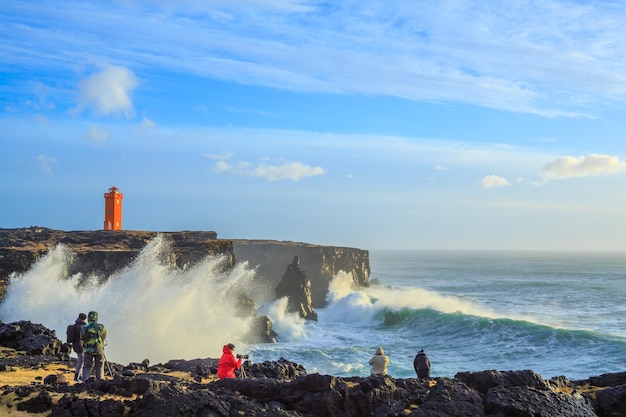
[1,240,624,381]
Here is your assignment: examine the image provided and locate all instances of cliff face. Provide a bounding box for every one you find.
[233,240,370,308]
[0,227,230,286]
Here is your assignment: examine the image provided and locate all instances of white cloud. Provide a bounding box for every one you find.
[209,153,325,181]
[86,124,110,144]
[251,162,325,181]
[541,154,626,180]
[74,65,139,118]
[481,175,511,188]
[213,159,251,175]
[37,154,57,175]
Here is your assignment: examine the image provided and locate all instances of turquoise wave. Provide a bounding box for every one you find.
[380,306,626,349]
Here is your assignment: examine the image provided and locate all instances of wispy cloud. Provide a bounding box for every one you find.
[73,65,139,118]
[36,154,57,175]
[86,124,110,144]
[541,154,626,180]
[4,1,626,116]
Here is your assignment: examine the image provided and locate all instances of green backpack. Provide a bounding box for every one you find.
[82,324,104,354]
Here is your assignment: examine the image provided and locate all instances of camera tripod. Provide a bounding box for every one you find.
[239,363,247,378]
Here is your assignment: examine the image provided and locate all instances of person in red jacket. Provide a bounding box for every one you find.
[217,343,242,379]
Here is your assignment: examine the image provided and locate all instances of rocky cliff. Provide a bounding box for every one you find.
[0,227,370,326]
[233,239,370,308]
[0,227,230,287]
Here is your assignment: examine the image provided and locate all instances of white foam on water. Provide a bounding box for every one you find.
[321,271,503,323]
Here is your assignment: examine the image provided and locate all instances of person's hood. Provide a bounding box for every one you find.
[223,345,233,354]
[88,311,98,323]
[376,347,384,355]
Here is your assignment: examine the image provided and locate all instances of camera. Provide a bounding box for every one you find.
[236,354,249,359]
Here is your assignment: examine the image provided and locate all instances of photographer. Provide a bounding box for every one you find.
[217,343,243,380]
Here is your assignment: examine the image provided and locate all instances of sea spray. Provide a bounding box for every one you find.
[0,235,266,365]
[258,297,307,341]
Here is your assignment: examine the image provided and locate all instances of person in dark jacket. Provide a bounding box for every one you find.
[80,311,107,382]
[217,343,243,380]
[71,313,87,382]
[413,349,431,378]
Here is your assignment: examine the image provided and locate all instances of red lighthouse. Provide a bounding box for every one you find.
[103,186,123,230]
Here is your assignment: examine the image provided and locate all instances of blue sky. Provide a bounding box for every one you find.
[2,0,626,251]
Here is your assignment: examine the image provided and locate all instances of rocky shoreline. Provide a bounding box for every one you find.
[1,320,625,417]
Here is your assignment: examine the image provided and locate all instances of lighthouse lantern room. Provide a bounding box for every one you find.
[103,186,124,230]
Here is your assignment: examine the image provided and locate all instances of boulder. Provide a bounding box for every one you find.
[0,320,66,357]
[594,384,626,417]
[485,385,596,417]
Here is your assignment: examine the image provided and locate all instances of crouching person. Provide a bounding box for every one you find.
[217,343,242,379]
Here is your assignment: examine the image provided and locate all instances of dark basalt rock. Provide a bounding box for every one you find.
[16,390,52,413]
[594,384,626,417]
[0,227,230,286]
[487,385,596,417]
[455,369,551,396]
[0,320,68,358]
[275,256,318,321]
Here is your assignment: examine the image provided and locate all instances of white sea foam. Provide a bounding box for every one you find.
[258,297,307,342]
[0,236,261,365]
[321,271,500,322]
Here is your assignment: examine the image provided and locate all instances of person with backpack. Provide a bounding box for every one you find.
[66,313,87,382]
[80,311,107,382]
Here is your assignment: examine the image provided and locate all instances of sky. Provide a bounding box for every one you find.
[2,0,626,251]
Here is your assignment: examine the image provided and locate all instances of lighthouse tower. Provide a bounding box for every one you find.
[103,186,123,230]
